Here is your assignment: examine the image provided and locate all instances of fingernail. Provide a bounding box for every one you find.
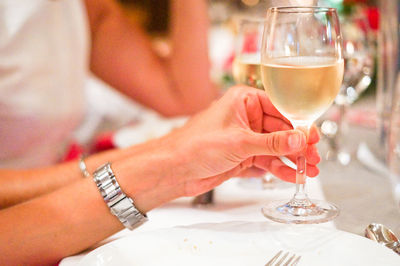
[288,133,302,149]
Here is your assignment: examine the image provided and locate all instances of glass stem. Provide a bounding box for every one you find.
[335,103,348,152]
[295,155,307,199]
[291,125,311,207]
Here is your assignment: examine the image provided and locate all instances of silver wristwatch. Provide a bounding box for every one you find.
[93,163,148,230]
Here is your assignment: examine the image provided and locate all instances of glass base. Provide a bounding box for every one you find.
[261,199,339,224]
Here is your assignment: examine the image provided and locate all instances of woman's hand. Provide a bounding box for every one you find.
[130,86,320,204]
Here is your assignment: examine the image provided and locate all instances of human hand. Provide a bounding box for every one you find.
[154,85,320,198]
[234,126,320,180]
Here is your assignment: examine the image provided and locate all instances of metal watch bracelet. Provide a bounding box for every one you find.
[93,163,147,230]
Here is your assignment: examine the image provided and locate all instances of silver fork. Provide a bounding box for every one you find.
[265,250,301,266]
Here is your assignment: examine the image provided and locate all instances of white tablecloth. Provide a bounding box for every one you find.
[60,177,333,265]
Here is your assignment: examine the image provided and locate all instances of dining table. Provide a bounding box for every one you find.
[59,96,400,265]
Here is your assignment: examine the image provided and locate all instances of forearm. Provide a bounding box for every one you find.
[0,164,82,208]
[0,141,178,265]
[167,0,216,112]
[0,178,121,265]
[0,143,149,208]
[86,0,216,116]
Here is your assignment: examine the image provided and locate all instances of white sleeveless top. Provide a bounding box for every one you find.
[0,0,89,168]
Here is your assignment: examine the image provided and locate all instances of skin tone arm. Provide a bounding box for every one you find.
[0,90,320,209]
[0,123,319,209]
[0,147,144,208]
[85,0,217,116]
[0,86,320,265]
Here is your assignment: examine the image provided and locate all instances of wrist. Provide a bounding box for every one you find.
[92,163,147,230]
[110,139,184,213]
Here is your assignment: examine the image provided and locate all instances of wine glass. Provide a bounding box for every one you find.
[321,10,374,165]
[260,6,344,224]
[232,15,283,189]
[232,16,264,90]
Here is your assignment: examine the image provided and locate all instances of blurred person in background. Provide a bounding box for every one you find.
[0,0,216,168]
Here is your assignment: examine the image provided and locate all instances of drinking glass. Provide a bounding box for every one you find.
[232,16,264,89]
[232,16,283,189]
[321,11,374,165]
[260,6,344,223]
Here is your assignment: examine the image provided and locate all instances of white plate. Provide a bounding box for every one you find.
[77,221,400,266]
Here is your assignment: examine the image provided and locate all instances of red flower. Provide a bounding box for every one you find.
[365,7,379,31]
[62,142,84,162]
[92,132,115,152]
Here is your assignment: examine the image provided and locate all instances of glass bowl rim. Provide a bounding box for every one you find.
[268,6,337,14]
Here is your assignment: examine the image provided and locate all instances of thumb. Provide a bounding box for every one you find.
[245,129,306,156]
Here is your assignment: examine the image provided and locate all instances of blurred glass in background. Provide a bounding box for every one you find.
[320,1,376,165]
[381,0,400,207]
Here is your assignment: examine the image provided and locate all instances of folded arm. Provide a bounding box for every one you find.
[85,0,217,116]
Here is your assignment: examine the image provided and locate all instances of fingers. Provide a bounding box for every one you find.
[306,164,320,177]
[263,115,293,133]
[255,91,291,124]
[265,159,297,183]
[245,89,292,134]
[254,156,319,183]
[286,144,321,166]
[245,91,264,133]
[305,144,320,165]
[237,166,266,178]
[308,125,320,144]
[255,156,319,183]
[235,87,319,144]
[244,129,306,156]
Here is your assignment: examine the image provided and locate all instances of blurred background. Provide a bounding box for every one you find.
[107,0,379,93]
[87,0,380,156]
[93,0,379,131]
[118,0,378,33]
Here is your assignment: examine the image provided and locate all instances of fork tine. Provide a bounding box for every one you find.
[291,255,302,266]
[276,251,289,266]
[283,254,296,266]
[265,251,302,266]
[265,250,283,266]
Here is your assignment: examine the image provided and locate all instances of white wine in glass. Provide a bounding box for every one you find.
[232,54,263,90]
[261,56,344,122]
[232,16,265,89]
[261,7,344,224]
